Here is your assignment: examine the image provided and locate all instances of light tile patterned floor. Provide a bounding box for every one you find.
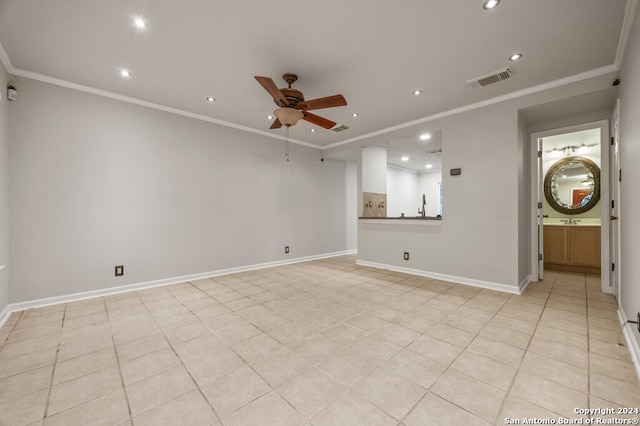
[1,254,639,425]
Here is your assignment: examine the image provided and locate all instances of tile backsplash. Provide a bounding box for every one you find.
[362,192,387,217]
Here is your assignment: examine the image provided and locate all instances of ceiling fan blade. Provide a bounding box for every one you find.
[302,111,336,130]
[269,118,283,129]
[298,94,347,111]
[254,76,289,106]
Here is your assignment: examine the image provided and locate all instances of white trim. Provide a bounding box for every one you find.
[356,260,522,295]
[0,44,621,155]
[0,304,12,330]
[615,0,639,69]
[8,67,319,150]
[618,307,640,382]
[324,65,618,151]
[0,42,13,74]
[0,250,356,318]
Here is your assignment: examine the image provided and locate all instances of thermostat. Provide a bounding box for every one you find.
[450,168,461,176]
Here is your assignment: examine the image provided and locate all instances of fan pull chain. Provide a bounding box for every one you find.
[285,126,290,162]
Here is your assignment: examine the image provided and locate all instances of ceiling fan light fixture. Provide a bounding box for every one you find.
[273,107,304,127]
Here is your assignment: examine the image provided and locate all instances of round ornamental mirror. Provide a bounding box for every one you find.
[544,156,600,215]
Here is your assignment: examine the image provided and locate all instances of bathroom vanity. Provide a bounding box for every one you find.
[542,155,602,273]
[543,223,601,272]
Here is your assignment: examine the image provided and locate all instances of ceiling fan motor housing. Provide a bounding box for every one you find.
[279,73,303,107]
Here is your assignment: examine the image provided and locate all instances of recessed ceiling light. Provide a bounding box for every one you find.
[401,156,409,161]
[206,96,215,102]
[133,17,147,29]
[310,128,316,132]
[267,115,274,120]
[352,113,359,117]
[413,90,422,96]
[426,164,433,169]
[420,133,431,141]
[483,0,500,10]
[509,53,523,61]
[118,69,131,78]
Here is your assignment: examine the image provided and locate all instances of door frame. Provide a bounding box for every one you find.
[610,100,622,300]
[530,119,610,293]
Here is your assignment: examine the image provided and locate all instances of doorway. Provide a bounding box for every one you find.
[530,120,611,293]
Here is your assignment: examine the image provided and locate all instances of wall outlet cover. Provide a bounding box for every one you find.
[403,252,409,260]
[115,265,124,276]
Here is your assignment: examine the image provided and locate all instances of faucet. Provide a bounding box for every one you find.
[418,194,426,218]
[561,217,580,225]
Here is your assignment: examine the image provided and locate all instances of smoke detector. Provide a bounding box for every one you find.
[466,66,514,90]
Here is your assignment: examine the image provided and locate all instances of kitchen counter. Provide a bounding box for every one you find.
[358,216,442,226]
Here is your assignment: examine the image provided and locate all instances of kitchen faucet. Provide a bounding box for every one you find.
[418,194,426,217]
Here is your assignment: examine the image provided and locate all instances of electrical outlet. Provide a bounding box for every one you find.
[403,252,409,261]
[285,246,289,254]
[115,265,124,276]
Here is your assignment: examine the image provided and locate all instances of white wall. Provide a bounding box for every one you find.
[418,171,441,217]
[386,167,418,217]
[617,3,640,346]
[386,167,441,218]
[8,78,355,303]
[0,62,10,313]
[358,103,521,290]
[361,146,387,194]
[345,161,358,249]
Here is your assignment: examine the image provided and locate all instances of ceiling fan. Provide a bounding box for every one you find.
[254,73,347,130]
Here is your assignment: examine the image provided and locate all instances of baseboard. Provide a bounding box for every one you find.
[518,275,532,294]
[2,249,358,319]
[0,304,12,330]
[617,307,640,382]
[355,260,522,295]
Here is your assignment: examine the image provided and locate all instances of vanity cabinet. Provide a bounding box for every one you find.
[543,225,600,270]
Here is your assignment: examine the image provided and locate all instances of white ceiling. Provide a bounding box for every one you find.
[0,0,631,163]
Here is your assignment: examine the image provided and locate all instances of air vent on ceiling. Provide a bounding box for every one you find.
[429,149,442,157]
[466,66,514,90]
[331,124,349,132]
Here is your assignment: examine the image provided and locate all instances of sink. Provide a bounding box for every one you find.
[544,218,601,226]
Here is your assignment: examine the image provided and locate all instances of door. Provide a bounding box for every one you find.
[610,100,621,299]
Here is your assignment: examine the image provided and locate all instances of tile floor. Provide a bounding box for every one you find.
[1,254,639,425]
